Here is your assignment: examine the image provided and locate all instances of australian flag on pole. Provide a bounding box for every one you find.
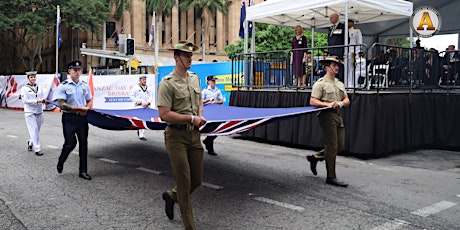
[148,13,155,47]
[239,0,253,38]
[58,17,63,48]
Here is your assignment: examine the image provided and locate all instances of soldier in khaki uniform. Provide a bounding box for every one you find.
[306,56,350,187]
[157,41,206,230]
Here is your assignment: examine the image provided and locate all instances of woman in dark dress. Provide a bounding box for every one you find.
[291,25,308,87]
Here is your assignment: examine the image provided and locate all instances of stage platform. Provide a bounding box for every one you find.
[229,89,460,157]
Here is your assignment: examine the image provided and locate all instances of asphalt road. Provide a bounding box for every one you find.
[0,109,459,230]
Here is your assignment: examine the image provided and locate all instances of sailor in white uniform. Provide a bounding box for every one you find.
[20,71,45,156]
[130,75,153,140]
[347,19,363,88]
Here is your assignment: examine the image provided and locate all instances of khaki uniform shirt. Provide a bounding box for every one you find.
[157,70,202,121]
[311,76,347,103]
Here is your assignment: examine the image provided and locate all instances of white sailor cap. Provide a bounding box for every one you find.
[26,71,37,76]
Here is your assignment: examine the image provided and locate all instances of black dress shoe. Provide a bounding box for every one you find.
[208,151,217,156]
[57,163,63,173]
[27,141,33,151]
[139,137,147,141]
[35,151,43,156]
[162,191,174,220]
[79,173,92,180]
[326,178,348,187]
[306,155,318,175]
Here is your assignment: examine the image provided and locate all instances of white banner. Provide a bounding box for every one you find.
[81,74,156,110]
[1,74,156,110]
[0,74,59,110]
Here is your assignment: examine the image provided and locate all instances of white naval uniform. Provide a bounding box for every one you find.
[20,83,45,152]
[130,84,153,138]
[347,26,363,88]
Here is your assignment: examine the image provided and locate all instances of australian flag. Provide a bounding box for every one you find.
[239,0,253,38]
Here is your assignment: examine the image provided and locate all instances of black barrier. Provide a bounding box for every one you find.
[232,43,460,91]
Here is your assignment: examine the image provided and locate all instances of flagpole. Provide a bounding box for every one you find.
[55,5,60,76]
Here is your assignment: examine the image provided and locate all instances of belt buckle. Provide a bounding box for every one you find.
[187,124,194,131]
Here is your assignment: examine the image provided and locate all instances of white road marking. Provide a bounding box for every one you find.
[47,145,59,149]
[254,197,305,211]
[7,135,18,138]
[456,194,460,198]
[201,182,223,190]
[371,219,410,230]
[99,158,119,164]
[71,151,78,155]
[411,201,456,217]
[136,167,161,175]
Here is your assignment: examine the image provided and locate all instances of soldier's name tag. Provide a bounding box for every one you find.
[333,29,342,34]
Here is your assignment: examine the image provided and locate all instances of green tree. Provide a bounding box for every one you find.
[147,0,177,17]
[0,0,127,74]
[179,0,230,62]
[225,23,329,59]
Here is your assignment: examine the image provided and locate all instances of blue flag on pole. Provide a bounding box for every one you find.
[239,0,253,38]
[238,0,246,38]
[58,17,63,48]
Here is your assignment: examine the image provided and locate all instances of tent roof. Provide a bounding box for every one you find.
[246,0,413,29]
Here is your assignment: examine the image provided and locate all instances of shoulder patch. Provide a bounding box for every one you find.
[62,80,69,84]
[82,81,87,84]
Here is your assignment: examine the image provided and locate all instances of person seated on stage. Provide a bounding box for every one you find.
[305,51,317,86]
[412,48,427,86]
[390,49,408,85]
[354,51,367,87]
[315,51,329,78]
[442,45,460,85]
[425,48,441,86]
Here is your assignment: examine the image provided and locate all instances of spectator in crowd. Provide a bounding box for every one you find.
[291,25,308,87]
[346,18,362,88]
[305,51,316,86]
[328,12,345,81]
[425,48,441,85]
[316,51,329,78]
[390,49,408,85]
[442,45,460,85]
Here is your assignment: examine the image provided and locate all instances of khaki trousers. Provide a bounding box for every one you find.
[164,127,203,230]
[317,111,345,178]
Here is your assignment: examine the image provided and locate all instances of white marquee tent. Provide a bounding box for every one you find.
[246,0,413,30]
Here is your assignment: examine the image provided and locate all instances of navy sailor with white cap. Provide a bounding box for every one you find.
[20,70,45,156]
[130,75,154,140]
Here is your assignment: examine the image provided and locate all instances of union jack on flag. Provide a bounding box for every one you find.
[84,104,328,135]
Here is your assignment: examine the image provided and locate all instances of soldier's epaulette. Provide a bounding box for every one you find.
[62,80,70,84]
[188,71,197,77]
[317,78,325,82]
[82,80,87,84]
[164,75,172,80]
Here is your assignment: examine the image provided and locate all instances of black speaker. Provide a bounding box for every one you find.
[106,22,116,38]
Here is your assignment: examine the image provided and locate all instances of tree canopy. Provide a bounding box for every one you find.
[0,0,125,74]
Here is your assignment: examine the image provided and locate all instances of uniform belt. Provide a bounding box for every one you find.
[168,124,197,131]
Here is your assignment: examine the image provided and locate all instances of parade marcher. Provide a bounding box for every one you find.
[346,18,363,88]
[201,75,224,156]
[157,41,206,230]
[20,71,45,156]
[306,56,350,187]
[54,60,93,180]
[130,75,153,141]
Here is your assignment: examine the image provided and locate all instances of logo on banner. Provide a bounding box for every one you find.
[411,6,441,38]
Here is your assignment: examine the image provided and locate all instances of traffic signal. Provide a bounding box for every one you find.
[126,38,135,55]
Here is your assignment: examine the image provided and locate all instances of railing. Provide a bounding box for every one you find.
[231,43,460,91]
